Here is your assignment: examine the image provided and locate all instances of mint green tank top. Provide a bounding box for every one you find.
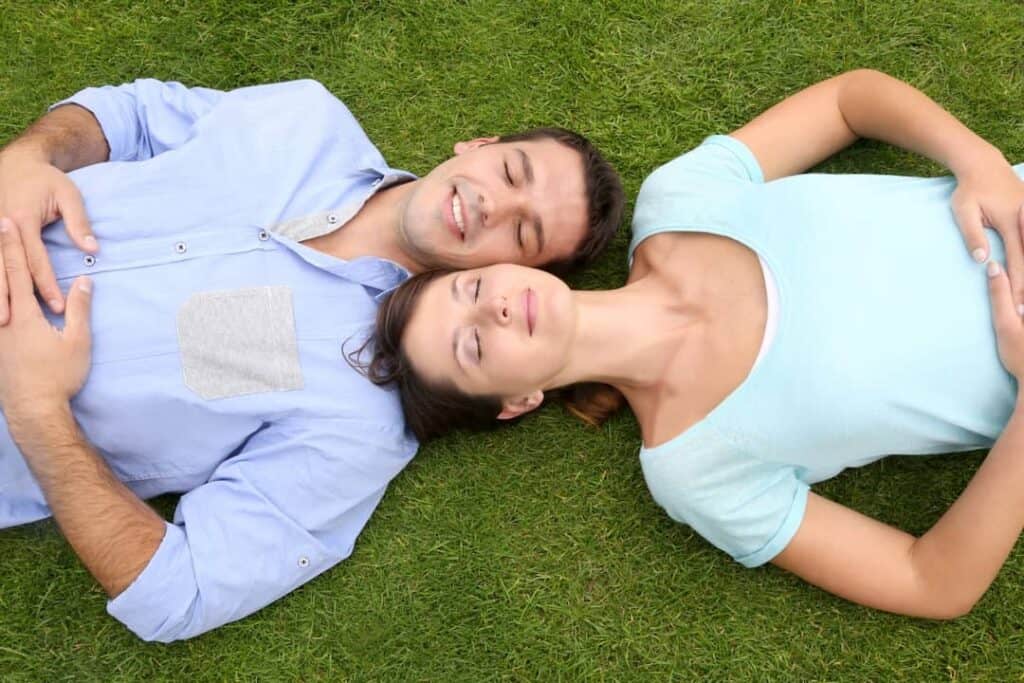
[631,135,1017,567]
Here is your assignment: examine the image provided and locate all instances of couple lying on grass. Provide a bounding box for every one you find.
[0,68,1020,642]
[368,69,1024,620]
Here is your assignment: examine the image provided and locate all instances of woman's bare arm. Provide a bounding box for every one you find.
[731,69,1024,305]
[774,256,1024,618]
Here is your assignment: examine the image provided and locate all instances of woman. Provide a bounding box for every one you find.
[363,70,1024,618]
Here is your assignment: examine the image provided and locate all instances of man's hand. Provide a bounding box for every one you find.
[0,148,98,321]
[0,216,92,425]
[952,156,1024,309]
[0,215,163,599]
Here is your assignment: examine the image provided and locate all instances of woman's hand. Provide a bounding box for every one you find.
[954,155,1024,306]
[987,216,1024,379]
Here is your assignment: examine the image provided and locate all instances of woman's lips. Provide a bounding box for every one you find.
[525,288,536,336]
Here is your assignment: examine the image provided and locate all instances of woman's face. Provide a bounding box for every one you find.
[402,264,576,407]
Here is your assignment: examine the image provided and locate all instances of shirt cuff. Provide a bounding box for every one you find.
[735,482,809,568]
[50,86,133,163]
[703,134,766,184]
[106,521,197,642]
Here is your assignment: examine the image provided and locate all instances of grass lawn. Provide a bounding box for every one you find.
[3,0,1024,679]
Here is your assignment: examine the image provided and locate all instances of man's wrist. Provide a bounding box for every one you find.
[6,399,80,450]
[0,139,55,168]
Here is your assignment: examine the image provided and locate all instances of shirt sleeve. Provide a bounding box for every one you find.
[50,79,225,163]
[640,424,808,568]
[106,417,416,643]
[630,135,765,259]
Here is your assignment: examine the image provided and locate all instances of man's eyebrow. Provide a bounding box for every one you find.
[518,148,534,185]
[516,149,543,254]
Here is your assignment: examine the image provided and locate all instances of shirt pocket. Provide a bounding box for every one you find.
[177,286,304,400]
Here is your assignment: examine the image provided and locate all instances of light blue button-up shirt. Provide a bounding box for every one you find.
[0,79,419,642]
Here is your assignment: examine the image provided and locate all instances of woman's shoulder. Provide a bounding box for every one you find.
[636,135,764,201]
[639,419,809,568]
[630,136,765,259]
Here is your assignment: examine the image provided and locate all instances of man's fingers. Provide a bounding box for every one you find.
[0,216,38,305]
[954,201,990,263]
[988,261,1019,335]
[54,180,98,254]
[22,234,64,314]
[63,276,92,346]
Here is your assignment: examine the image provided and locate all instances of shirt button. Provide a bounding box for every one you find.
[257,229,270,241]
[174,241,187,254]
[326,213,339,225]
[83,254,96,267]
[297,556,310,568]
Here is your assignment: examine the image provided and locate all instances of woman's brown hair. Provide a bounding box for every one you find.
[350,270,625,442]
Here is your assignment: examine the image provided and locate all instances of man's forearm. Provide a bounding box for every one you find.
[2,104,109,172]
[9,402,164,597]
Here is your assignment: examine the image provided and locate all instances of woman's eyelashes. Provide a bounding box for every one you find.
[474,277,482,362]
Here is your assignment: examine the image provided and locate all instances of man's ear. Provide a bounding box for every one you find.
[453,136,500,156]
[497,390,544,420]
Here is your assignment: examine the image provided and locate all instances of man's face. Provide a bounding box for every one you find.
[396,137,589,270]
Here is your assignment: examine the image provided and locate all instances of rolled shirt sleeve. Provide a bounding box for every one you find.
[51,79,225,163]
[107,416,415,642]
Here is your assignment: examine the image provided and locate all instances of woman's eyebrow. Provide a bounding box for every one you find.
[449,276,466,373]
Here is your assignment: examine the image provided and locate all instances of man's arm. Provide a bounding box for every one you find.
[2,103,110,172]
[0,216,163,596]
[8,403,165,597]
[0,216,415,641]
[0,80,225,320]
[0,105,105,319]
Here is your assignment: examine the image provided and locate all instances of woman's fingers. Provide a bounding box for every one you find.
[996,207,1024,309]
[953,199,989,264]
[987,260,1024,377]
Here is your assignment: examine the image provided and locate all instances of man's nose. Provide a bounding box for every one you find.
[482,188,524,229]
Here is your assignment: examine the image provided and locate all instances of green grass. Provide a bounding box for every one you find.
[3,0,1024,679]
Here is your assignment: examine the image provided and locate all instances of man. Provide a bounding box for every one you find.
[0,79,624,642]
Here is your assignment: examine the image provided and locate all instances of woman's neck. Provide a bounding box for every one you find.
[547,275,705,393]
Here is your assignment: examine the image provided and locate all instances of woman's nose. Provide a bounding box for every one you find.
[488,296,511,325]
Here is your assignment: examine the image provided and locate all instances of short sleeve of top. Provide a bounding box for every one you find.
[629,134,765,263]
[632,134,809,568]
[640,426,809,568]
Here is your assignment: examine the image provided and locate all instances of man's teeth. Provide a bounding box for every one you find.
[452,194,465,236]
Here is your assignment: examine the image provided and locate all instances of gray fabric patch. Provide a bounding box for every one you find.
[271,211,341,242]
[177,287,304,400]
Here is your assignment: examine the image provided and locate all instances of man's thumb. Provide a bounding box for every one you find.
[64,276,93,340]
